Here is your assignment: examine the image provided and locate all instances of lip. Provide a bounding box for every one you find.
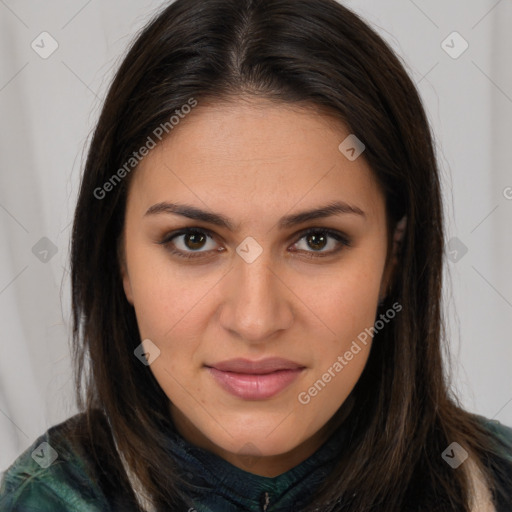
[206,358,305,400]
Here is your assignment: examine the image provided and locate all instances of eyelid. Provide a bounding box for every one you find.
[288,227,351,259]
[159,227,217,246]
[158,226,351,259]
[158,227,219,259]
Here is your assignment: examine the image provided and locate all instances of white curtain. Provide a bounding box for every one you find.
[1,0,511,473]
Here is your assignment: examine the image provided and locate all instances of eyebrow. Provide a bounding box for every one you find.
[144,200,366,231]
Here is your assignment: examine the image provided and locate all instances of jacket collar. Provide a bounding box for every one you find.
[163,420,348,511]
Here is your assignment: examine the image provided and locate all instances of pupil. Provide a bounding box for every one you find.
[186,233,206,250]
[307,233,326,251]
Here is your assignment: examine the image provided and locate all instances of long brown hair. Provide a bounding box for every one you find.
[70,0,512,510]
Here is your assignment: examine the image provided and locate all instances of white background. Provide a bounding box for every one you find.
[1,0,511,472]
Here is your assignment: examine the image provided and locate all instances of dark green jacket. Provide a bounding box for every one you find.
[1,411,511,511]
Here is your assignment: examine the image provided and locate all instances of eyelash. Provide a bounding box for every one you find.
[158,227,351,260]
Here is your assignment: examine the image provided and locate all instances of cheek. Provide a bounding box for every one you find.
[130,279,211,374]
[296,328,371,444]
[296,342,370,428]
[292,257,383,403]
[125,238,215,340]
[296,259,384,345]
[127,263,227,398]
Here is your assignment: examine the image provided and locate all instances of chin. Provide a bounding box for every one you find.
[222,431,304,460]
[207,414,313,456]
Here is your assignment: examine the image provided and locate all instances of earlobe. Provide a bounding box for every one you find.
[118,236,134,305]
[379,215,407,303]
[121,265,134,305]
[392,216,407,261]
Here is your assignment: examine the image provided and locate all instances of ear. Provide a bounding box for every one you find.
[118,235,134,305]
[379,215,407,302]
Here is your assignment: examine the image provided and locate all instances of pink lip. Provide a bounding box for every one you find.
[206,358,305,400]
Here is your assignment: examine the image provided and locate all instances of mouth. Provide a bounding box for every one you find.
[205,358,305,400]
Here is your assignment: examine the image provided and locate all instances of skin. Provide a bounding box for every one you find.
[120,97,399,477]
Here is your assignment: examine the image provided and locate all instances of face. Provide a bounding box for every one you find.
[120,98,397,477]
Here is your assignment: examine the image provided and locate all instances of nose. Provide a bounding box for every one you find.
[218,254,294,343]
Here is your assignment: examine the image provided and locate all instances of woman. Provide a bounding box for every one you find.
[1,0,511,510]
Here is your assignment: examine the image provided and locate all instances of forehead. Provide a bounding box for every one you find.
[128,98,385,222]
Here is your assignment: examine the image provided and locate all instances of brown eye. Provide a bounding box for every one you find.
[291,228,350,257]
[159,227,350,261]
[183,232,208,250]
[159,228,219,259]
[305,232,328,251]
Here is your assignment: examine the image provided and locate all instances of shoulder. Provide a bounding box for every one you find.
[469,414,512,512]
[474,414,512,455]
[0,412,111,511]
